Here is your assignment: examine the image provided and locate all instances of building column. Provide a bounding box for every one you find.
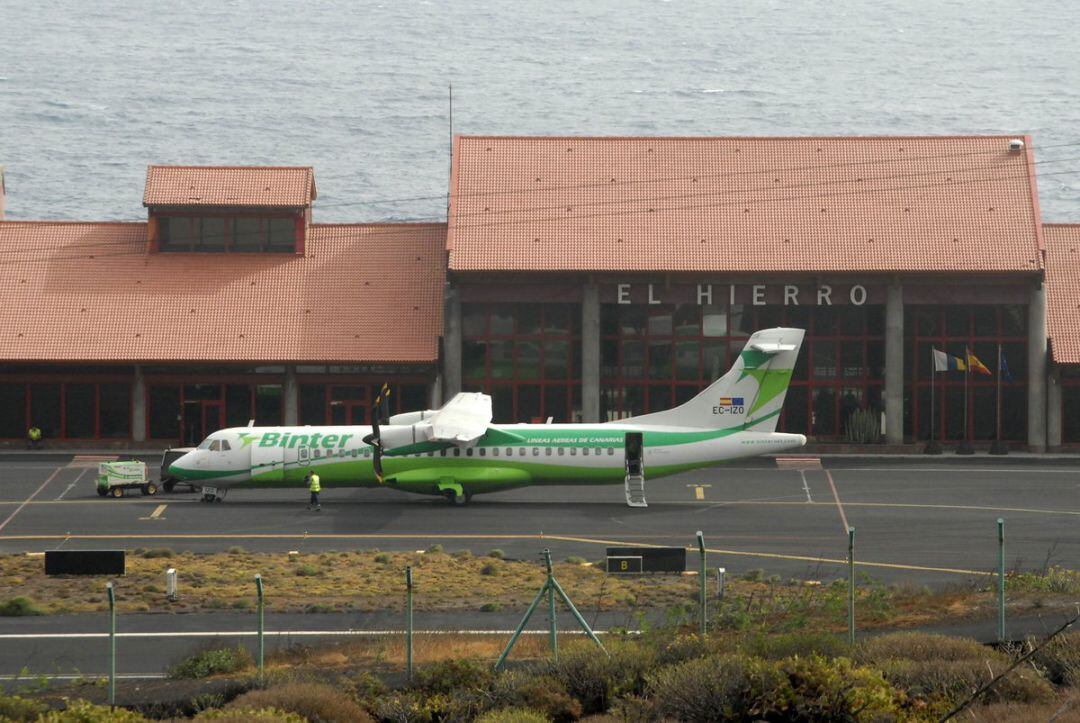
[132,364,146,442]
[283,365,298,425]
[443,285,462,402]
[1027,282,1048,452]
[1047,365,1062,451]
[884,284,904,445]
[582,283,600,423]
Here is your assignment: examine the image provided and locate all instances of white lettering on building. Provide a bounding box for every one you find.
[849,284,867,305]
[817,285,833,306]
[648,283,661,305]
[617,283,631,305]
[697,283,712,305]
[784,285,799,306]
[752,285,766,306]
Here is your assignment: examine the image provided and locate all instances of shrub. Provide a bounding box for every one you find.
[475,708,552,723]
[374,552,391,564]
[228,682,372,723]
[294,564,319,577]
[226,546,246,555]
[0,693,48,721]
[1031,630,1080,686]
[550,639,656,714]
[452,549,472,559]
[36,699,150,721]
[426,544,444,554]
[565,557,586,565]
[0,596,44,616]
[647,654,791,722]
[141,547,174,558]
[168,646,253,679]
[490,671,582,721]
[781,654,903,721]
[488,549,505,559]
[741,631,849,661]
[858,631,990,663]
[413,657,495,695]
[481,562,500,576]
[878,657,1055,706]
[195,709,305,722]
[741,568,764,582]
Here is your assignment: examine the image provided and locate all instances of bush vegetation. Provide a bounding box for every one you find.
[168,646,253,680]
[227,681,372,722]
[0,596,44,616]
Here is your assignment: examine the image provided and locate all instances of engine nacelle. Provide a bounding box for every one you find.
[388,410,437,426]
[379,422,435,450]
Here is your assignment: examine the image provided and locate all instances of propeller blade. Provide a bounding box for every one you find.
[363,384,392,483]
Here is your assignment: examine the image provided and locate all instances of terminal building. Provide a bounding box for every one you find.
[1,135,1078,451]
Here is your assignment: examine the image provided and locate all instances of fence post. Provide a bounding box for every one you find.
[544,549,558,662]
[997,518,1006,642]
[106,582,116,707]
[696,531,707,637]
[847,526,856,646]
[406,566,414,682]
[255,574,264,681]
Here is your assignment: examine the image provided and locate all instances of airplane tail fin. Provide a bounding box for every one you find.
[621,327,805,431]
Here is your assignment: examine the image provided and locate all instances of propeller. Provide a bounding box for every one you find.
[362,384,391,483]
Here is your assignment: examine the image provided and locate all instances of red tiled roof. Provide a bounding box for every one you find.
[143,166,316,208]
[0,221,445,363]
[447,135,1044,274]
[1044,224,1080,364]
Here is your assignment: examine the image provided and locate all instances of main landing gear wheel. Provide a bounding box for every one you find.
[445,490,471,506]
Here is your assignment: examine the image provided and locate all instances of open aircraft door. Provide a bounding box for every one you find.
[624,432,647,508]
[251,440,285,483]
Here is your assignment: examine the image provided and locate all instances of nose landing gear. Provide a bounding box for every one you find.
[198,486,227,503]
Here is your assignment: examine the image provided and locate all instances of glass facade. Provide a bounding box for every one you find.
[0,381,131,440]
[905,305,1028,442]
[298,383,428,426]
[462,303,582,423]
[600,303,885,438]
[157,214,297,253]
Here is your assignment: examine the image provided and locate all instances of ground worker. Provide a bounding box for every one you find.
[306,470,321,511]
[27,426,42,450]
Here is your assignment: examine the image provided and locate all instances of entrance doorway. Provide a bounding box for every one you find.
[182,401,223,446]
[624,432,643,476]
[330,401,367,425]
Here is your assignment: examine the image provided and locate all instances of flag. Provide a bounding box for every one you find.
[967,350,992,376]
[932,348,965,372]
[999,350,1014,382]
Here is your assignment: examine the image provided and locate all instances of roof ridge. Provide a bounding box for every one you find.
[455,134,1027,142]
[0,220,146,226]
[146,165,314,171]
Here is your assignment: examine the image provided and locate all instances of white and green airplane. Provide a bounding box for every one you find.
[169,328,806,506]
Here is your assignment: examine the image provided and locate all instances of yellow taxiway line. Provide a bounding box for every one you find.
[0,531,991,577]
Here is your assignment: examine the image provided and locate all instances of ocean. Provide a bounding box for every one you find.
[1,0,1078,223]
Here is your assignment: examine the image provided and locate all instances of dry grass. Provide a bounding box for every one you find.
[1,550,1075,635]
[267,633,555,670]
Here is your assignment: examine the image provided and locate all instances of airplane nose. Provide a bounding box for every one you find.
[169,452,195,480]
[798,434,807,446]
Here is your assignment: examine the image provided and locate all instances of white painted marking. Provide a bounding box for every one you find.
[55,469,88,501]
[0,629,624,640]
[799,470,813,503]
[139,504,167,521]
[0,468,63,533]
[825,469,850,533]
[0,674,167,681]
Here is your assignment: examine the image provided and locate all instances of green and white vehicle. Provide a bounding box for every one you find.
[96,460,159,498]
[169,328,807,506]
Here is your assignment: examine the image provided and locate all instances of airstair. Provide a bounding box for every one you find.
[624,461,647,508]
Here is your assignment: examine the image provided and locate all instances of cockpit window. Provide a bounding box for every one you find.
[220,440,231,451]
[209,440,222,452]
[198,438,213,450]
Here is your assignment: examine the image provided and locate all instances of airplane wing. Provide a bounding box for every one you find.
[428,392,493,444]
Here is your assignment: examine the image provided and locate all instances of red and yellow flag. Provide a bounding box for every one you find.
[967,351,992,376]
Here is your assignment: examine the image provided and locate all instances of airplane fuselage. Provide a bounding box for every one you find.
[170,422,807,498]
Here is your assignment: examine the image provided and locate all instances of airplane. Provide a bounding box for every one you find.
[168,327,807,506]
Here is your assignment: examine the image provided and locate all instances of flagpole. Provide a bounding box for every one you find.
[991,342,1008,455]
[958,346,974,455]
[925,348,942,455]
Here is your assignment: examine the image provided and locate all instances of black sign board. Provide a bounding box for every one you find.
[45,550,125,576]
[606,556,643,574]
[605,546,686,573]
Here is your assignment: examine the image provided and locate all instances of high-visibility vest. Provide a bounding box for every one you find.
[308,474,321,492]
[28,427,41,441]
